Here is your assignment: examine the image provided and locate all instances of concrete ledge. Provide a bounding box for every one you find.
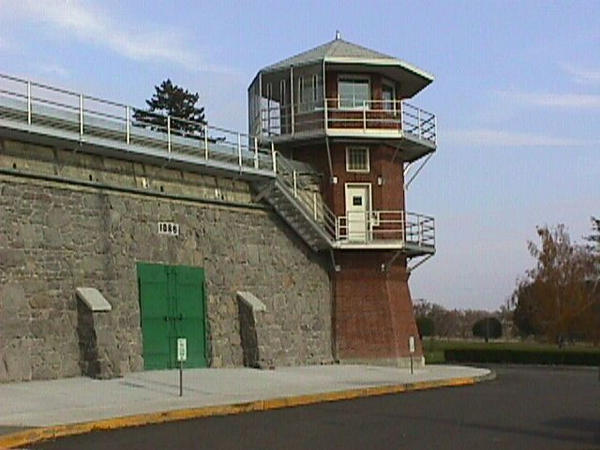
[237,291,266,312]
[0,369,495,449]
[76,288,112,312]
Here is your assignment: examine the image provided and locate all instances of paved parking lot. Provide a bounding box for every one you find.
[34,366,600,449]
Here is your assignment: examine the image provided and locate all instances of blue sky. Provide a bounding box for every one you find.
[0,0,598,310]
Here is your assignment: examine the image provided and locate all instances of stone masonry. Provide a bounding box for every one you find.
[0,139,333,382]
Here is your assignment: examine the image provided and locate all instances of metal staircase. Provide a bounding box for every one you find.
[259,180,331,251]
[255,155,336,251]
[256,152,435,255]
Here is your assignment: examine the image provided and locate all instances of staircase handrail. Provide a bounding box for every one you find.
[274,153,337,239]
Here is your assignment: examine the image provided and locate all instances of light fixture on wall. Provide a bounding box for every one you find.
[377,176,384,186]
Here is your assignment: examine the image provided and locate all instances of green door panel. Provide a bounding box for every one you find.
[172,265,207,368]
[137,263,172,370]
[138,263,207,370]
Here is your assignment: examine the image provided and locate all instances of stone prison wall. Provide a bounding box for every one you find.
[0,138,334,382]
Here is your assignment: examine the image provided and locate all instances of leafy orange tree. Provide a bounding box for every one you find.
[512,224,599,344]
[584,217,600,342]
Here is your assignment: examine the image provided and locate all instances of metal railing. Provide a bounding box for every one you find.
[0,72,435,251]
[260,98,436,144]
[274,153,337,241]
[0,73,276,173]
[273,154,435,249]
[336,210,435,247]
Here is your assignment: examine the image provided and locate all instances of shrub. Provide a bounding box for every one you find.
[472,317,502,342]
[416,316,435,338]
[444,348,600,366]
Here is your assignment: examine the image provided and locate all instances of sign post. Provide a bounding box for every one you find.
[177,338,187,397]
[408,336,415,375]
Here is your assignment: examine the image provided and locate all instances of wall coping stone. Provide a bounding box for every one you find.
[76,288,112,312]
[237,291,267,312]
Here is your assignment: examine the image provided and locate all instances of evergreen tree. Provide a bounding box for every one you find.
[133,79,205,136]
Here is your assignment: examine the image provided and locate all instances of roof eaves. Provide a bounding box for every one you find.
[323,56,434,81]
[260,58,325,74]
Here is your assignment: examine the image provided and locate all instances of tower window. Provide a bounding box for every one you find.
[297,76,304,104]
[279,79,286,105]
[265,82,272,100]
[346,147,370,172]
[382,82,395,111]
[338,77,370,109]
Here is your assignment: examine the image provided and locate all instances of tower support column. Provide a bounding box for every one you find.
[332,251,424,368]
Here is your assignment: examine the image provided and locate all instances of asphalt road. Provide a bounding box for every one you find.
[35,366,600,450]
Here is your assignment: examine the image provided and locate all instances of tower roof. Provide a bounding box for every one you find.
[260,37,434,83]
[263,39,391,71]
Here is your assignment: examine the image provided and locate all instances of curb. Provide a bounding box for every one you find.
[0,371,495,449]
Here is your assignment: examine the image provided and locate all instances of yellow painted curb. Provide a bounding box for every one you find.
[0,373,494,449]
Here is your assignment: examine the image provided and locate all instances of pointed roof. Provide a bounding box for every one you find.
[260,38,434,82]
[263,39,392,71]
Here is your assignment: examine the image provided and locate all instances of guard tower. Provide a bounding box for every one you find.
[249,34,436,367]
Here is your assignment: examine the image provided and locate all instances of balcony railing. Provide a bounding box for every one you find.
[275,152,435,251]
[336,211,435,248]
[0,72,435,254]
[260,98,436,145]
[0,73,276,174]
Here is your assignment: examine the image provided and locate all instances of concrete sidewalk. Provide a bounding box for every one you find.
[0,364,492,447]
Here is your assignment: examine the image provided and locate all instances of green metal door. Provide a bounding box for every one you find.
[138,263,172,370]
[172,265,207,368]
[138,263,207,370]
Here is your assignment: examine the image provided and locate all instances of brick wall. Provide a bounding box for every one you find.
[286,143,405,216]
[333,251,423,362]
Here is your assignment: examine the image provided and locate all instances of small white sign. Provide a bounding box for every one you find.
[409,336,415,354]
[177,338,187,362]
[158,222,180,236]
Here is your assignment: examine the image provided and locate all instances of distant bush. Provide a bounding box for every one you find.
[416,317,434,338]
[444,348,600,366]
[472,317,502,342]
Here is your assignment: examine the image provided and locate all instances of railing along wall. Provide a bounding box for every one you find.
[0,73,275,173]
[0,72,435,251]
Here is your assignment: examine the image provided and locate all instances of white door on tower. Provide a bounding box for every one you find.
[345,184,370,242]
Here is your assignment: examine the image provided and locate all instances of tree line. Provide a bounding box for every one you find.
[511,218,599,345]
[413,299,509,340]
[414,218,600,346]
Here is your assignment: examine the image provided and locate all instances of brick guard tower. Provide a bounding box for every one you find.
[249,34,437,367]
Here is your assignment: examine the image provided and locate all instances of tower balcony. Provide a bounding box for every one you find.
[265,154,436,256]
[256,99,436,161]
[334,210,435,254]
